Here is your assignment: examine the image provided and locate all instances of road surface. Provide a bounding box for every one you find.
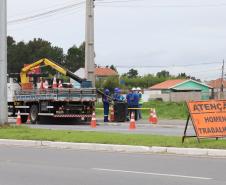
[27,118,195,136]
[9,117,195,136]
[0,146,225,185]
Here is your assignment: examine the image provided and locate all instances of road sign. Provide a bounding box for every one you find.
[183,100,226,143]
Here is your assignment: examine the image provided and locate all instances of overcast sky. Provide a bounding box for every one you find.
[7,0,226,81]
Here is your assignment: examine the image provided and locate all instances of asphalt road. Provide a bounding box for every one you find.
[9,117,195,136]
[25,118,195,136]
[0,146,225,185]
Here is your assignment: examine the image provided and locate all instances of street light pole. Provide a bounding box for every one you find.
[0,0,8,125]
[85,0,95,87]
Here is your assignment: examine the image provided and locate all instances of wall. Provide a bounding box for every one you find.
[146,91,204,102]
[174,80,211,100]
[170,92,201,102]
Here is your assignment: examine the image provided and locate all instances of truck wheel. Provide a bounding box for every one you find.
[30,105,39,124]
[21,115,28,123]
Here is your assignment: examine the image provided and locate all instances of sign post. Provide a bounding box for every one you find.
[183,100,226,143]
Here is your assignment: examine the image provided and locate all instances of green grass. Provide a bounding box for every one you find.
[143,101,188,120]
[1,125,226,149]
[95,101,188,120]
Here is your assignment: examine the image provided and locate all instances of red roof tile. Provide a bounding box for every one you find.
[149,79,186,90]
[207,78,226,88]
[95,67,118,77]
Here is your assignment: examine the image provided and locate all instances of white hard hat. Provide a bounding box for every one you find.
[132,87,136,91]
[137,87,141,91]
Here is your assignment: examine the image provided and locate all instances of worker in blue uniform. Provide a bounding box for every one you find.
[117,88,125,102]
[113,87,120,101]
[131,87,139,120]
[126,88,134,120]
[137,87,143,119]
[102,89,110,122]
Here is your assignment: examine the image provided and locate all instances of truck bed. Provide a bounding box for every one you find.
[15,88,97,102]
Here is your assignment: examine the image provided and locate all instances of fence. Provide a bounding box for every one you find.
[213,92,226,99]
[149,92,212,102]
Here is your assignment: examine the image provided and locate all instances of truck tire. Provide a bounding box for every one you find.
[30,105,39,124]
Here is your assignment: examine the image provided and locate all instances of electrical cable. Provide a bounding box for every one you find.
[96,0,226,8]
[115,62,222,68]
[8,1,85,25]
[9,0,84,19]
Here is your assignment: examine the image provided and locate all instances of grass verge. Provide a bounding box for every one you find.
[95,101,188,120]
[0,126,226,149]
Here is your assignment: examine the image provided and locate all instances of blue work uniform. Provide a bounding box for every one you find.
[102,92,110,122]
[113,93,120,101]
[132,92,139,120]
[138,92,143,119]
[126,92,134,120]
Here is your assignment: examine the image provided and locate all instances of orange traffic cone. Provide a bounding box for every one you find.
[149,108,158,124]
[52,76,57,88]
[40,80,44,90]
[16,110,22,125]
[26,114,31,124]
[149,108,153,123]
[129,112,136,129]
[90,112,97,128]
[110,107,115,122]
[58,80,63,88]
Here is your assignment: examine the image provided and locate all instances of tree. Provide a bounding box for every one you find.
[7,39,30,73]
[177,73,188,79]
[156,70,170,78]
[7,37,64,74]
[110,65,118,73]
[64,42,85,72]
[96,76,119,92]
[26,38,64,65]
[127,68,138,78]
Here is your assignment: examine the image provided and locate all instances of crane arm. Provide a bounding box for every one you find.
[20,58,84,84]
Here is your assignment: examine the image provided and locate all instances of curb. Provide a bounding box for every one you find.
[0,139,226,157]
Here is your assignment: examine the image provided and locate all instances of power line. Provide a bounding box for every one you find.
[8,1,85,25]
[115,62,222,68]
[95,0,143,3]
[96,0,226,8]
[9,0,84,19]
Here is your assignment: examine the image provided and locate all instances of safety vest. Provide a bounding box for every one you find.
[138,92,143,105]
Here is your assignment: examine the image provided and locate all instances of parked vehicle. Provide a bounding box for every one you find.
[8,58,96,123]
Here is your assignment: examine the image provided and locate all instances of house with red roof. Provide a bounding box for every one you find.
[95,67,118,81]
[206,78,226,92]
[71,67,118,88]
[148,79,213,102]
[72,67,118,79]
[206,78,226,99]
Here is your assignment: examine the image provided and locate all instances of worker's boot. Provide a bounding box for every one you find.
[104,116,108,122]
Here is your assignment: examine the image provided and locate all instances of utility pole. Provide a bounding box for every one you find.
[220,60,225,99]
[85,0,95,87]
[0,0,7,125]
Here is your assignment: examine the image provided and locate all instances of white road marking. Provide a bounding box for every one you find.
[92,168,213,180]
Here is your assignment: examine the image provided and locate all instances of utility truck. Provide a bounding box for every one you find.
[8,58,97,124]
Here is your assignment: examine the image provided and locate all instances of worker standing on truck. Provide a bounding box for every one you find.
[102,89,110,122]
